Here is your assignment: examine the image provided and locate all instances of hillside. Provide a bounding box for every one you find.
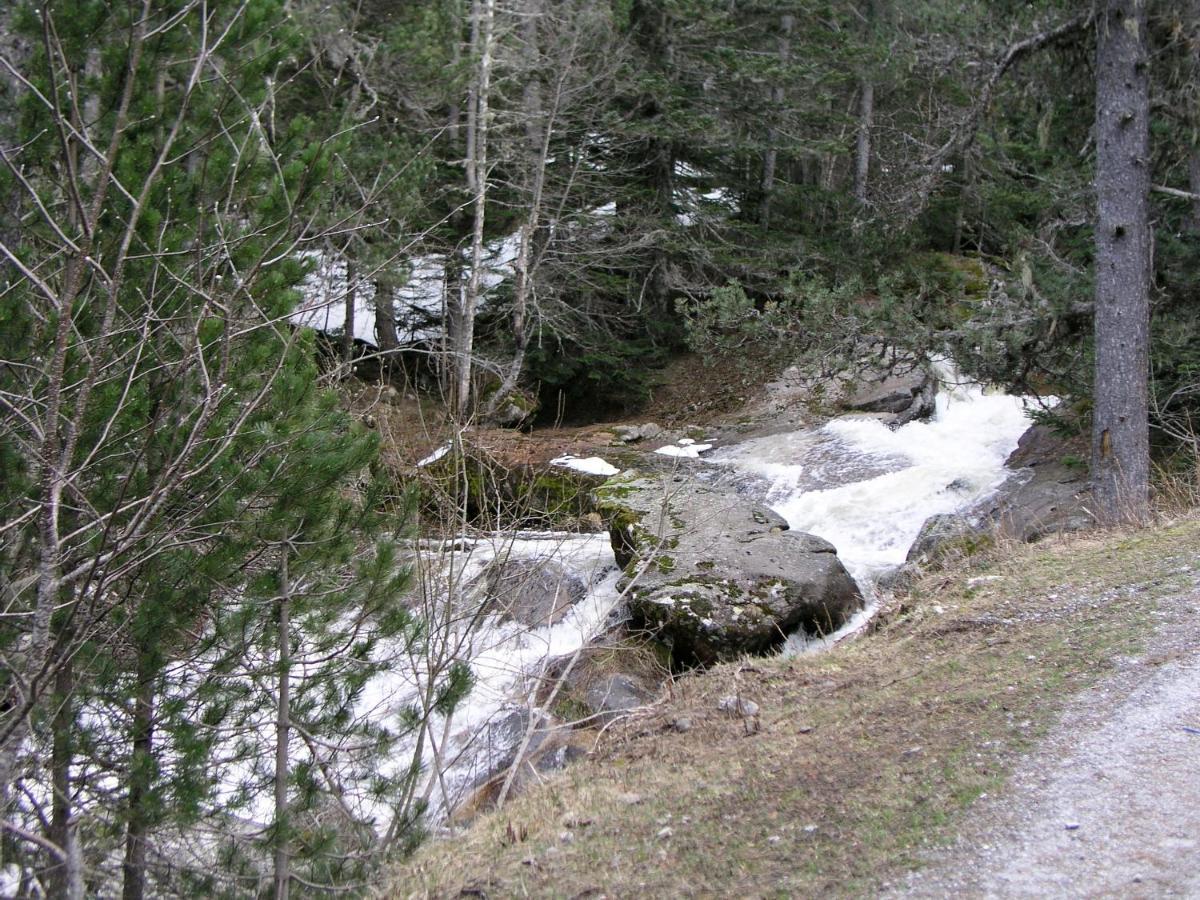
[383,516,1200,897]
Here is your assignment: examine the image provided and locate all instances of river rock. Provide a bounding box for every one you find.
[841,365,937,426]
[983,424,1092,541]
[614,423,664,443]
[906,513,976,564]
[596,471,862,667]
[450,709,588,822]
[475,557,588,627]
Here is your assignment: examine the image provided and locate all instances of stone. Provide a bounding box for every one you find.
[475,558,588,627]
[841,365,937,426]
[906,513,976,564]
[596,471,862,667]
[614,422,664,443]
[717,696,760,717]
[983,425,1092,542]
[583,673,653,724]
[578,511,606,533]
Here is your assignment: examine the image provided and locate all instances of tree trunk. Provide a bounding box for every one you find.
[484,0,544,418]
[758,15,794,226]
[49,659,83,900]
[455,0,495,419]
[1190,150,1200,232]
[273,554,292,900]
[373,277,400,378]
[853,79,874,204]
[1092,0,1151,523]
[122,646,157,900]
[342,258,356,375]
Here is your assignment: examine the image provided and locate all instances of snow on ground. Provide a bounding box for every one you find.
[551,455,620,476]
[654,439,714,458]
[418,443,452,467]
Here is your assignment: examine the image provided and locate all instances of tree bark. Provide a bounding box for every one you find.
[342,258,356,375]
[273,554,292,900]
[121,645,156,900]
[49,659,82,900]
[455,0,495,419]
[1092,0,1151,523]
[484,0,545,418]
[758,14,794,226]
[853,79,874,205]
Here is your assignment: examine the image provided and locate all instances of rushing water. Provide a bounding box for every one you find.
[359,371,1040,819]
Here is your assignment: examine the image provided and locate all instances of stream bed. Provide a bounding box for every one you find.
[362,373,1040,820]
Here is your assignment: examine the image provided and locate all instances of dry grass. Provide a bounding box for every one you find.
[380,516,1200,899]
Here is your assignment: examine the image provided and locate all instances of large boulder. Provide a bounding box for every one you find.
[596,471,862,667]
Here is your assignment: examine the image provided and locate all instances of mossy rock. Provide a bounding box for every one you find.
[418,444,602,532]
[594,468,862,669]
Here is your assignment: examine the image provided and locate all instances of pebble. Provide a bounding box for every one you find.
[657,826,673,840]
[673,716,693,733]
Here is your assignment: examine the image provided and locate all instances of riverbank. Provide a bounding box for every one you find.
[380,515,1200,897]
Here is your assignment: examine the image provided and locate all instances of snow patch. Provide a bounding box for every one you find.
[654,441,713,459]
[417,443,452,467]
[550,455,620,477]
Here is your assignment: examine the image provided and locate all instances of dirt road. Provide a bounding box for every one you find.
[891,589,1200,898]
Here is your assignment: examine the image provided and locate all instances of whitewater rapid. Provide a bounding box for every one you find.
[711,376,1039,650]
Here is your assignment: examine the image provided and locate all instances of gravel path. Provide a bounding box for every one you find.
[890,589,1200,899]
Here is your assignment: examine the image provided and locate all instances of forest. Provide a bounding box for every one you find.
[0,0,1197,896]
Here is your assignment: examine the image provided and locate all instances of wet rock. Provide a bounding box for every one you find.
[596,471,862,667]
[984,425,1092,541]
[906,513,976,564]
[450,710,589,822]
[476,558,588,627]
[841,366,937,426]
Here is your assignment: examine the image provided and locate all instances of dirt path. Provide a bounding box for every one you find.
[889,587,1200,899]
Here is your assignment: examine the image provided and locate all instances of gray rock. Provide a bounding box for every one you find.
[842,366,937,426]
[596,471,862,667]
[717,696,760,717]
[906,513,976,564]
[614,422,664,443]
[984,425,1092,541]
[583,673,653,723]
[476,558,588,627]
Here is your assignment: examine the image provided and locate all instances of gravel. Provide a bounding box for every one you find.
[889,589,1200,899]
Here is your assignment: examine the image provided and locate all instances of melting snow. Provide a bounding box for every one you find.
[551,455,620,476]
[417,444,452,467]
[655,441,713,458]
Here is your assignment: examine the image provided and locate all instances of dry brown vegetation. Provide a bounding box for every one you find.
[381,516,1200,898]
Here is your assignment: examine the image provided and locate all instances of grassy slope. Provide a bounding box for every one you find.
[383,517,1200,899]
